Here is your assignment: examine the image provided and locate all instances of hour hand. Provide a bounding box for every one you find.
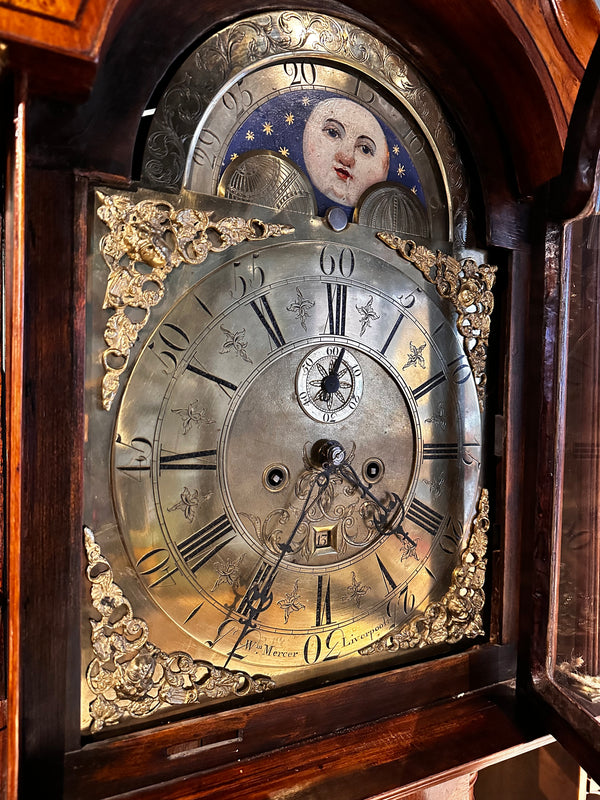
[337,461,413,543]
[321,347,346,398]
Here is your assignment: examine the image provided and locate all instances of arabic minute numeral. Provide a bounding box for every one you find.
[148,322,191,374]
[303,629,343,664]
[320,245,355,277]
[398,584,415,614]
[439,517,463,554]
[449,355,471,384]
[136,547,178,588]
[284,61,317,85]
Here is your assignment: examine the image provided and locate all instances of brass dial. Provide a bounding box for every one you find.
[110,237,482,672]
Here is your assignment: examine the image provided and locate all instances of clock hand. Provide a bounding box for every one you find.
[321,347,346,397]
[337,460,414,544]
[223,464,336,667]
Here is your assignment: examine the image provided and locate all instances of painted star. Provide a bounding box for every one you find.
[412,185,417,194]
[262,122,273,135]
[245,130,255,141]
[302,96,310,106]
[279,146,290,157]
[285,112,295,125]
[397,164,406,177]
[230,152,238,161]
[393,145,400,155]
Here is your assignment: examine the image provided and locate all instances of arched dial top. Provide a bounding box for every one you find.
[111,239,482,671]
[141,11,470,244]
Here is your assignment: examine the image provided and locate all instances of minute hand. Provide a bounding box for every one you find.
[223,466,335,667]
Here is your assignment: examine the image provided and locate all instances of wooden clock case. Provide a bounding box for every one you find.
[3,0,600,797]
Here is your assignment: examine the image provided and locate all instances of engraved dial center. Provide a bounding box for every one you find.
[220,341,416,571]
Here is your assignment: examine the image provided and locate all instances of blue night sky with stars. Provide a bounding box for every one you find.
[220,89,425,218]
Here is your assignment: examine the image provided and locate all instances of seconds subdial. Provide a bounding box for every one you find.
[296,345,363,423]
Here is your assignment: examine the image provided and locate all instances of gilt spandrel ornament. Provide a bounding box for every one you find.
[83,527,275,732]
[97,192,294,410]
[360,489,489,654]
[378,234,497,409]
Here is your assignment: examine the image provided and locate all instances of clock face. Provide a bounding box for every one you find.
[83,12,490,734]
[109,237,481,675]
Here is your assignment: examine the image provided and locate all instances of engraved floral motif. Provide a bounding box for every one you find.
[97,192,293,410]
[167,487,208,522]
[402,341,427,370]
[342,572,371,608]
[286,286,315,331]
[355,295,379,336]
[212,554,245,590]
[83,527,274,732]
[219,324,253,363]
[425,402,447,429]
[172,399,215,433]
[378,235,496,409]
[277,580,305,623]
[359,488,489,655]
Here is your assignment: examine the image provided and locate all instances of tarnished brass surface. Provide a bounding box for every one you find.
[97,192,294,410]
[359,488,489,654]
[83,187,490,731]
[377,235,497,409]
[84,527,274,732]
[218,150,317,215]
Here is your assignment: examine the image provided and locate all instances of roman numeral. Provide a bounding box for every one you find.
[159,448,217,472]
[381,312,404,355]
[375,554,397,592]
[176,514,235,573]
[413,370,446,400]
[406,499,444,537]
[186,363,238,397]
[326,283,347,335]
[315,575,332,626]
[423,443,459,460]
[250,296,286,349]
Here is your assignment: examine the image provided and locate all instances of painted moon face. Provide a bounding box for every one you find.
[302,98,390,207]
